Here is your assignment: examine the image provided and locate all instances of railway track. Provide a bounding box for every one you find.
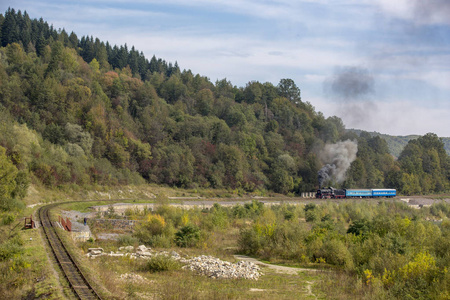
[39,204,103,300]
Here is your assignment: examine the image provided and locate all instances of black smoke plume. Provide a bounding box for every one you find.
[411,0,450,25]
[326,66,374,100]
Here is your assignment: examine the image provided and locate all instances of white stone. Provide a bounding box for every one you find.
[109,253,124,257]
[119,246,134,252]
[88,247,104,253]
[136,245,148,252]
[90,250,103,255]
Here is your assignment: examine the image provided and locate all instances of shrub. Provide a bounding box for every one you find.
[145,214,166,235]
[322,238,354,270]
[133,214,173,247]
[117,234,139,246]
[305,209,319,223]
[145,255,181,272]
[232,204,247,218]
[238,227,264,255]
[0,235,23,261]
[149,234,173,248]
[175,224,201,247]
[1,212,16,225]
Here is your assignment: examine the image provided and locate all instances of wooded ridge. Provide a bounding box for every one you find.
[0,8,448,210]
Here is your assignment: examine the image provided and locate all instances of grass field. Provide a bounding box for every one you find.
[3,183,449,299]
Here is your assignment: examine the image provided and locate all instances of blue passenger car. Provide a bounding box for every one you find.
[371,189,396,198]
[345,189,372,198]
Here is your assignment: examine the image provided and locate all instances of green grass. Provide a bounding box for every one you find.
[21,228,68,299]
[0,224,68,299]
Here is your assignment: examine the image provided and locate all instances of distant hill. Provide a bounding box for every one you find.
[1,8,448,196]
[348,129,450,157]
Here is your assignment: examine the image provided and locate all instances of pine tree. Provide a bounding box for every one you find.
[138,51,149,80]
[128,46,139,75]
[68,31,77,48]
[35,31,46,56]
[93,38,108,69]
[19,11,32,47]
[1,8,19,46]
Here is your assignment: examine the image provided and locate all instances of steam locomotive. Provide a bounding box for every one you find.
[316,187,396,199]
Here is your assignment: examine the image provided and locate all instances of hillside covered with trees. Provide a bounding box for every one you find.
[0,8,449,211]
[348,129,450,158]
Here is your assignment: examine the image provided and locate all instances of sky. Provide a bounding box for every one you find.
[2,0,450,137]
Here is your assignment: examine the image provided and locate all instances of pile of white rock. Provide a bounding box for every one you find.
[135,244,152,258]
[86,246,262,280]
[86,245,154,259]
[181,255,261,280]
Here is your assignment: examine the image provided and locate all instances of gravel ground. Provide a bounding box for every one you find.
[60,210,95,233]
[233,255,319,275]
[88,196,450,213]
[96,233,121,240]
[399,196,450,206]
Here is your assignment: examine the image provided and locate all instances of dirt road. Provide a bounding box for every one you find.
[233,255,319,275]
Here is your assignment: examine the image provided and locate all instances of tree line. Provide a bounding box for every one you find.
[0,8,449,212]
[0,8,180,80]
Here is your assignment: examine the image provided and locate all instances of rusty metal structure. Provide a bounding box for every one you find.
[24,215,35,229]
[58,215,72,231]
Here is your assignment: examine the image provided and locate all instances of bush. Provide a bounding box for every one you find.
[238,227,264,255]
[1,212,16,225]
[305,209,319,223]
[145,255,181,272]
[322,238,354,270]
[117,234,139,246]
[133,214,175,247]
[0,235,23,261]
[145,214,166,235]
[149,234,173,248]
[175,224,201,247]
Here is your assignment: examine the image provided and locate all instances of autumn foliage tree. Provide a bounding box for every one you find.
[0,8,448,197]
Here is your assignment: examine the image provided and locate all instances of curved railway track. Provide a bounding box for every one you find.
[39,203,103,300]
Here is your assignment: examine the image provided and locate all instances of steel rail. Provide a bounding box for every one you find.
[39,204,103,300]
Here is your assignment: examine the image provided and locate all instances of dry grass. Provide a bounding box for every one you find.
[56,230,326,299]
[149,265,323,299]
[73,254,324,299]
[320,271,391,300]
[0,223,69,299]
[10,184,331,299]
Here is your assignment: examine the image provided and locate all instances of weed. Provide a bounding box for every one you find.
[145,255,182,272]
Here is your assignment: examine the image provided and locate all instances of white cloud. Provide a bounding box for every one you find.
[314,96,450,137]
[420,71,450,91]
[2,0,449,136]
[304,74,327,83]
[377,0,450,26]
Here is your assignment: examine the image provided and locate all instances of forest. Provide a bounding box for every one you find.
[0,8,449,213]
[1,8,450,300]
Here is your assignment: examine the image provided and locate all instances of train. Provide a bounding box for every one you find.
[316,187,396,199]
